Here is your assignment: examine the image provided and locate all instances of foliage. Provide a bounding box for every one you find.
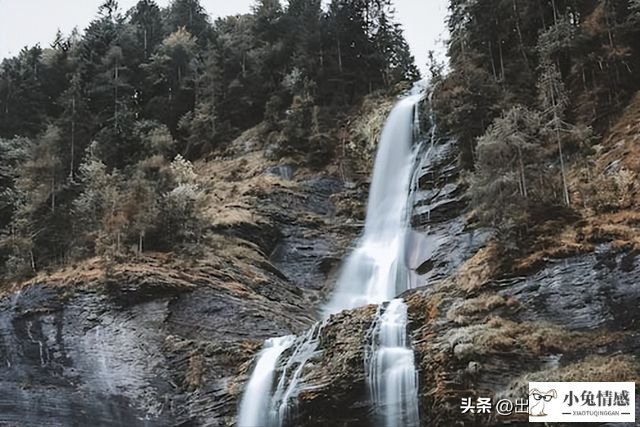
[437,0,640,249]
[0,0,419,278]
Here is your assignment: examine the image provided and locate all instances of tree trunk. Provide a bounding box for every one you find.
[144,28,148,58]
[555,121,570,207]
[489,41,498,80]
[51,176,56,212]
[517,145,528,199]
[512,0,530,70]
[30,249,36,272]
[498,39,506,81]
[547,67,570,207]
[551,0,558,25]
[114,58,119,128]
[538,0,547,30]
[69,96,76,180]
[337,38,343,74]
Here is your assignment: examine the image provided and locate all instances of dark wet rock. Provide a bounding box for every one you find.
[283,306,378,427]
[0,262,315,427]
[408,140,491,284]
[266,176,359,293]
[211,220,283,257]
[0,285,174,426]
[270,232,337,291]
[500,248,640,332]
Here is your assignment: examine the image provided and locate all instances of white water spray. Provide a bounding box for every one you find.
[324,94,423,315]
[367,299,420,427]
[237,336,296,427]
[270,321,325,426]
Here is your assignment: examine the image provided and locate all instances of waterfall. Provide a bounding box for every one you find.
[237,336,296,427]
[366,299,420,427]
[324,94,424,315]
[237,94,424,427]
[270,321,325,426]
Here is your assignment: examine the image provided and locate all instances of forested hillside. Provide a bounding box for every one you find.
[0,0,418,281]
[1,1,640,426]
[432,0,640,260]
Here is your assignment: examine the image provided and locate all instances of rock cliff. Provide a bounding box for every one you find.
[1,94,639,427]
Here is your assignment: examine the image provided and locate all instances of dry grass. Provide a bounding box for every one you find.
[185,351,206,391]
[444,316,627,361]
[0,235,281,301]
[455,244,501,291]
[598,91,640,174]
[528,354,639,383]
[197,150,299,228]
[406,289,449,325]
[446,294,518,324]
[514,226,593,274]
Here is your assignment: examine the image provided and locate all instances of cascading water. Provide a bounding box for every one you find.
[269,321,325,425]
[324,94,424,315]
[237,94,425,427]
[366,299,420,427]
[237,336,296,427]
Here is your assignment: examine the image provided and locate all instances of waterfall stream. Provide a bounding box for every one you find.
[366,299,420,427]
[237,336,296,427]
[325,94,423,315]
[237,94,425,427]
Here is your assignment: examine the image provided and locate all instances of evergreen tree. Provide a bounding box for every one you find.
[179,47,222,156]
[285,0,323,81]
[143,28,199,132]
[165,0,212,47]
[471,106,544,236]
[0,47,49,138]
[128,0,164,58]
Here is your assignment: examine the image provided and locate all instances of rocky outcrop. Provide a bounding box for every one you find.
[408,140,490,284]
[0,126,363,426]
[275,138,640,426]
[0,254,316,426]
[405,246,640,426]
[2,107,640,427]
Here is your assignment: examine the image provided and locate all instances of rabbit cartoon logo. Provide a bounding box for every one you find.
[528,389,558,417]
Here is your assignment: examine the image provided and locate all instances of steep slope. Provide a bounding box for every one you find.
[283,99,640,426]
[2,87,639,427]
[0,112,370,425]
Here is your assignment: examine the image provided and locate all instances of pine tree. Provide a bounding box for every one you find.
[142,28,199,132]
[129,0,164,58]
[165,0,212,47]
[471,105,543,236]
[158,155,205,247]
[0,47,49,138]
[537,62,571,207]
[285,0,323,80]
[179,47,222,156]
[4,126,70,273]
[73,143,125,258]
[0,137,29,234]
[124,170,159,254]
